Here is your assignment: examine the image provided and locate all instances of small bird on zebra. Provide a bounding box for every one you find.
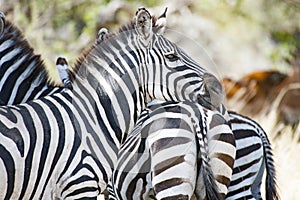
[56,56,73,90]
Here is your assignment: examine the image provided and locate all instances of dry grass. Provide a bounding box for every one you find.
[271,130,300,199]
[248,110,300,199]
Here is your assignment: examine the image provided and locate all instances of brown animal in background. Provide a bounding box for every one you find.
[222,70,287,116]
[222,49,300,138]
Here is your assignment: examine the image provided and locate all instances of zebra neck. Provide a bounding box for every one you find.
[0,45,56,105]
[0,21,61,105]
[71,65,143,145]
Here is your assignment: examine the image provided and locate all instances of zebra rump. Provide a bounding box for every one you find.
[109,101,228,199]
[227,111,279,200]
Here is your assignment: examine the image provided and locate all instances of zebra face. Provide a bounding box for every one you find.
[135,8,225,110]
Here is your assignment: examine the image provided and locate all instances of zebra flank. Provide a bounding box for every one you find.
[0,8,223,199]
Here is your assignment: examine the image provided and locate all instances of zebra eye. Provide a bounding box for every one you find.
[164,52,180,62]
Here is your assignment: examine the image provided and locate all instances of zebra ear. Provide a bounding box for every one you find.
[135,8,153,45]
[154,7,167,35]
[0,12,5,36]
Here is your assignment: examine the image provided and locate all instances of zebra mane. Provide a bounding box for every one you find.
[70,14,160,81]
[1,20,57,86]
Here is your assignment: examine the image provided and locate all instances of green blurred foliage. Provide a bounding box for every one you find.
[2,0,300,75]
[194,0,300,68]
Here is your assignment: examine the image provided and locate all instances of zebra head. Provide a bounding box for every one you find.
[134,8,224,110]
[72,7,224,123]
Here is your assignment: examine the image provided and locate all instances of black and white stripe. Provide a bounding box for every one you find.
[226,111,279,200]
[109,101,226,199]
[0,13,62,105]
[0,8,221,199]
[107,107,279,200]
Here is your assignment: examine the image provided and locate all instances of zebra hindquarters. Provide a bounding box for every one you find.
[145,105,198,200]
[226,113,265,200]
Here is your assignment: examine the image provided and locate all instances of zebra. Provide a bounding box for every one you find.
[107,104,279,200]
[1,11,279,199]
[95,25,277,199]
[0,11,278,199]
[56,56,72,89]
[97,24,236,199]
[0,12,63,105]
[0,7,226,199]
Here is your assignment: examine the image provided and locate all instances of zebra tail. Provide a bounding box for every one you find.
[196,135,221,200]
[200,160,222,200]
[259,128,280,200]
[264,144,280,200]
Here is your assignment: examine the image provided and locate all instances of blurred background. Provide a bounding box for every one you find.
[1,0,299,198]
